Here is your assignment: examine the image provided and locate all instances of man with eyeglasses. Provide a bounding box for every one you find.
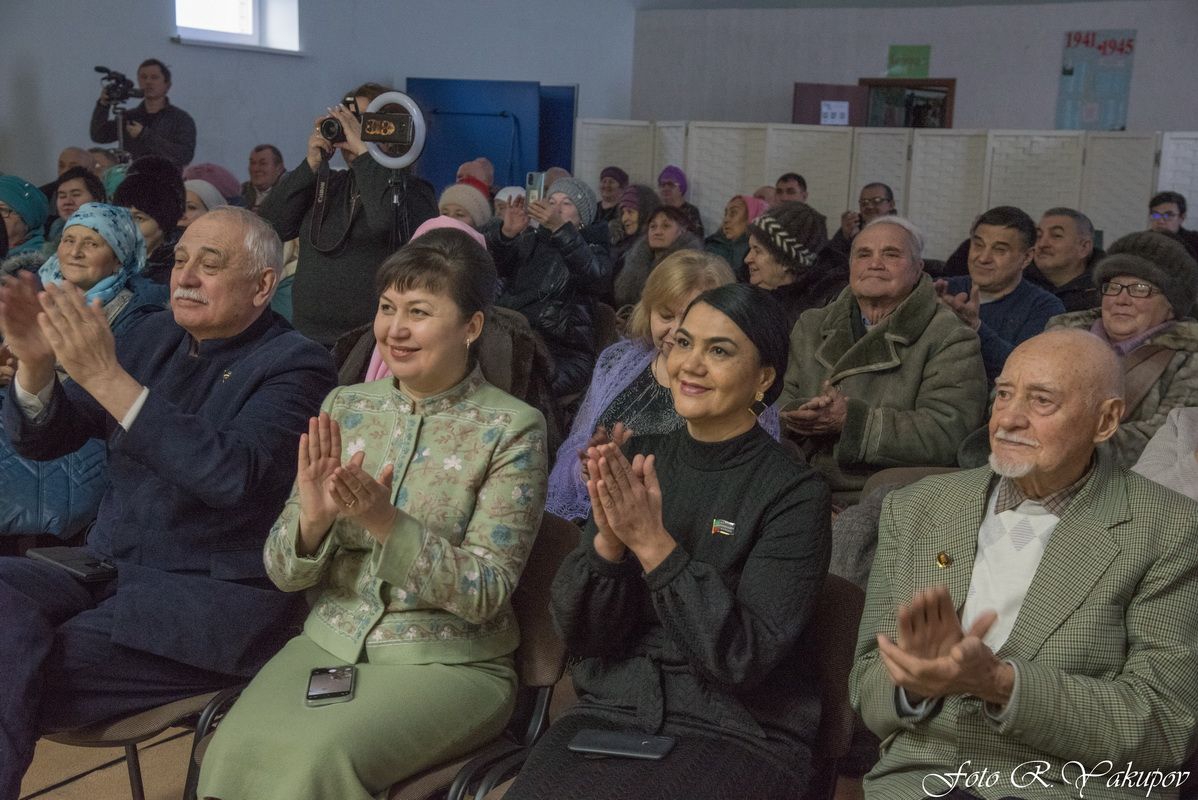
[828,182,897,258]
[1148,191,1198,259]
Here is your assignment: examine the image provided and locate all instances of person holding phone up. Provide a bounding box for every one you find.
[487,177,611,398]
[198,228,547,800]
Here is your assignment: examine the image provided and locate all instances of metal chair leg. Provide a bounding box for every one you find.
[125,743,146,800]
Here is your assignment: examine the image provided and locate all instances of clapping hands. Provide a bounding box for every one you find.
[296,413,397,555]
[584,442,675,572]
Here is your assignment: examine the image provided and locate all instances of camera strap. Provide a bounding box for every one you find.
[309,158,359,254]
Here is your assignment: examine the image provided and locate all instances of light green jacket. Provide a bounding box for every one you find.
[850,453,1198,799]
[780,276,987,501]
[264,369,547,665]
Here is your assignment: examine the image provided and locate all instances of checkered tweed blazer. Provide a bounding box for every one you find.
[850,451,1198,799]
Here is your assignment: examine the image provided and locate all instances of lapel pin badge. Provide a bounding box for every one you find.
[221,370,232,382]
[711,519,736,536]
[936,551,952,569]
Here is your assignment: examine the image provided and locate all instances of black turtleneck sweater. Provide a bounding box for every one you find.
[551,423,831,776]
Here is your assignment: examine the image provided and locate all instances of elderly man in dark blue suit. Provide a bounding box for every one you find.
[0,206,336,798]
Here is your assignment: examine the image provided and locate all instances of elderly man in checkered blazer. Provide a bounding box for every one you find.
[850,328,1198,800]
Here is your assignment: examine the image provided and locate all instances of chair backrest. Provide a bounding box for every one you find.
[859,466,959,501]
[809,573,866,761]
[593,302,620,354]
[511,513,578,689]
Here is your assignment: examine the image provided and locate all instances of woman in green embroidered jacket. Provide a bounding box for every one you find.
[198,227,548,800]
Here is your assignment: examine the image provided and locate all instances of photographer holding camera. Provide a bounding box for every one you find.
[259,82,436,346]
[90,59,196,169]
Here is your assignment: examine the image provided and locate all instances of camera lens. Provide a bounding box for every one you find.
[319,117,345,144]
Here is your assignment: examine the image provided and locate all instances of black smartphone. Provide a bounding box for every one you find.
[567,728,676,760]
[305,665,356,707]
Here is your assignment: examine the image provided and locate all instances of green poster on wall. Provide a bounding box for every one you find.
[887,45,931,78]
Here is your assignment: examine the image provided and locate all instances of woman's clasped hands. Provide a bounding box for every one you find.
[296,412,397,554]
[584,442,675,573]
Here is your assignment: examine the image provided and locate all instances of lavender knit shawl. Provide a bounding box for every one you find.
[545,337,781,521]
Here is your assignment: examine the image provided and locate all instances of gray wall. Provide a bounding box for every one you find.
[0,0,637,185]
[632,0,1198,130]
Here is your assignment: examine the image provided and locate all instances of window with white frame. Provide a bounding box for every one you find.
[175,0,298,52]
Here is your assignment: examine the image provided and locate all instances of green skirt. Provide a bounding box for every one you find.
[197,635,516,800]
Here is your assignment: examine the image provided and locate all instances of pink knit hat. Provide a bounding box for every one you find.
[739,194,768,222]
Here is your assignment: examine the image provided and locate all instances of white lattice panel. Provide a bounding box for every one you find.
[1159,133,1198,204]
[907,131,989,261]
[653,122,688,180]
[685,123,769,236]
[1081,132,1159,246]
[985,132,1084,219]
[764,125,854,221]
[850,129,912,211]
[572,119,654,189]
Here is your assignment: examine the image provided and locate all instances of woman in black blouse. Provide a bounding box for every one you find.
[507,283,831,799]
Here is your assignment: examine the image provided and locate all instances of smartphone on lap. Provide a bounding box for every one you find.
[305,665,356,707]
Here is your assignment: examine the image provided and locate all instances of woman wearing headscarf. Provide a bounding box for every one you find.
[180,179,228,228]
[656,165,703,238]
[704,194,768,282]
[0,203,164,540]
[0,175,51,275]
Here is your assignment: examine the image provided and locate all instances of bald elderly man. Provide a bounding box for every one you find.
[851,329,1198,799]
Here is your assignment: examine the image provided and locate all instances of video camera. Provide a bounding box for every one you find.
[319,95,414,150]
[95,66,144,105]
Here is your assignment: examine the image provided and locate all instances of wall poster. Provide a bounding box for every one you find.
[1055,29,1136,130]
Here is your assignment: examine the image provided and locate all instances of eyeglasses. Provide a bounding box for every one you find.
[658,181,679,189]
[1101,281,1161,299]
[0,206,14,219]
[859,197,892,208]
[1150,211,1179,221]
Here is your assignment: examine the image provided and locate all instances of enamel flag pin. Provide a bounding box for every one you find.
[711,519,736,536]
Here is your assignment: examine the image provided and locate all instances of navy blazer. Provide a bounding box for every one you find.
[4,308,337,676]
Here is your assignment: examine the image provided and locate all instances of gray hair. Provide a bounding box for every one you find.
[1041,207,1094,241]
[204,206,282,282]
[862,215,924,262]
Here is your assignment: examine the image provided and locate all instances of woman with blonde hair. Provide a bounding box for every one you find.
[546,249,778,523]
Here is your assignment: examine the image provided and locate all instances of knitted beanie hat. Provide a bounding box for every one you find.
[620,184,660,218]
[657,165,687,195]
[184,179,227,213]
[438,182,492,228]
[747,201,829,273]
[547,177,598,226]
[182,162,241,201]
[113,165,185,234]
[1094,231,1198,319]
[600,166,629,187]
[457,175,492,199]
[738,194,769,223]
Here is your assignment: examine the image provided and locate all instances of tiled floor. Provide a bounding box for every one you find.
[21,732,189,800]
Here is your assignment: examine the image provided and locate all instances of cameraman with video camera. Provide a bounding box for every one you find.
[90,59,196,169]
[259,82,436,346]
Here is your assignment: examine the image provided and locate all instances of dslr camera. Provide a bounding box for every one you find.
[320,95,413,151]
[94,66,144,105]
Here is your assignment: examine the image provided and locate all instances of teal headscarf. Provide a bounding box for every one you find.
[0,174,49,257]
[39,203,146,306]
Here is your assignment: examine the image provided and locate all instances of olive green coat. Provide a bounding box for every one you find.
[780,276,987,501]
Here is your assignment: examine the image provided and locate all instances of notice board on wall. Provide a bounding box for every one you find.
[1055,29,1136,131]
